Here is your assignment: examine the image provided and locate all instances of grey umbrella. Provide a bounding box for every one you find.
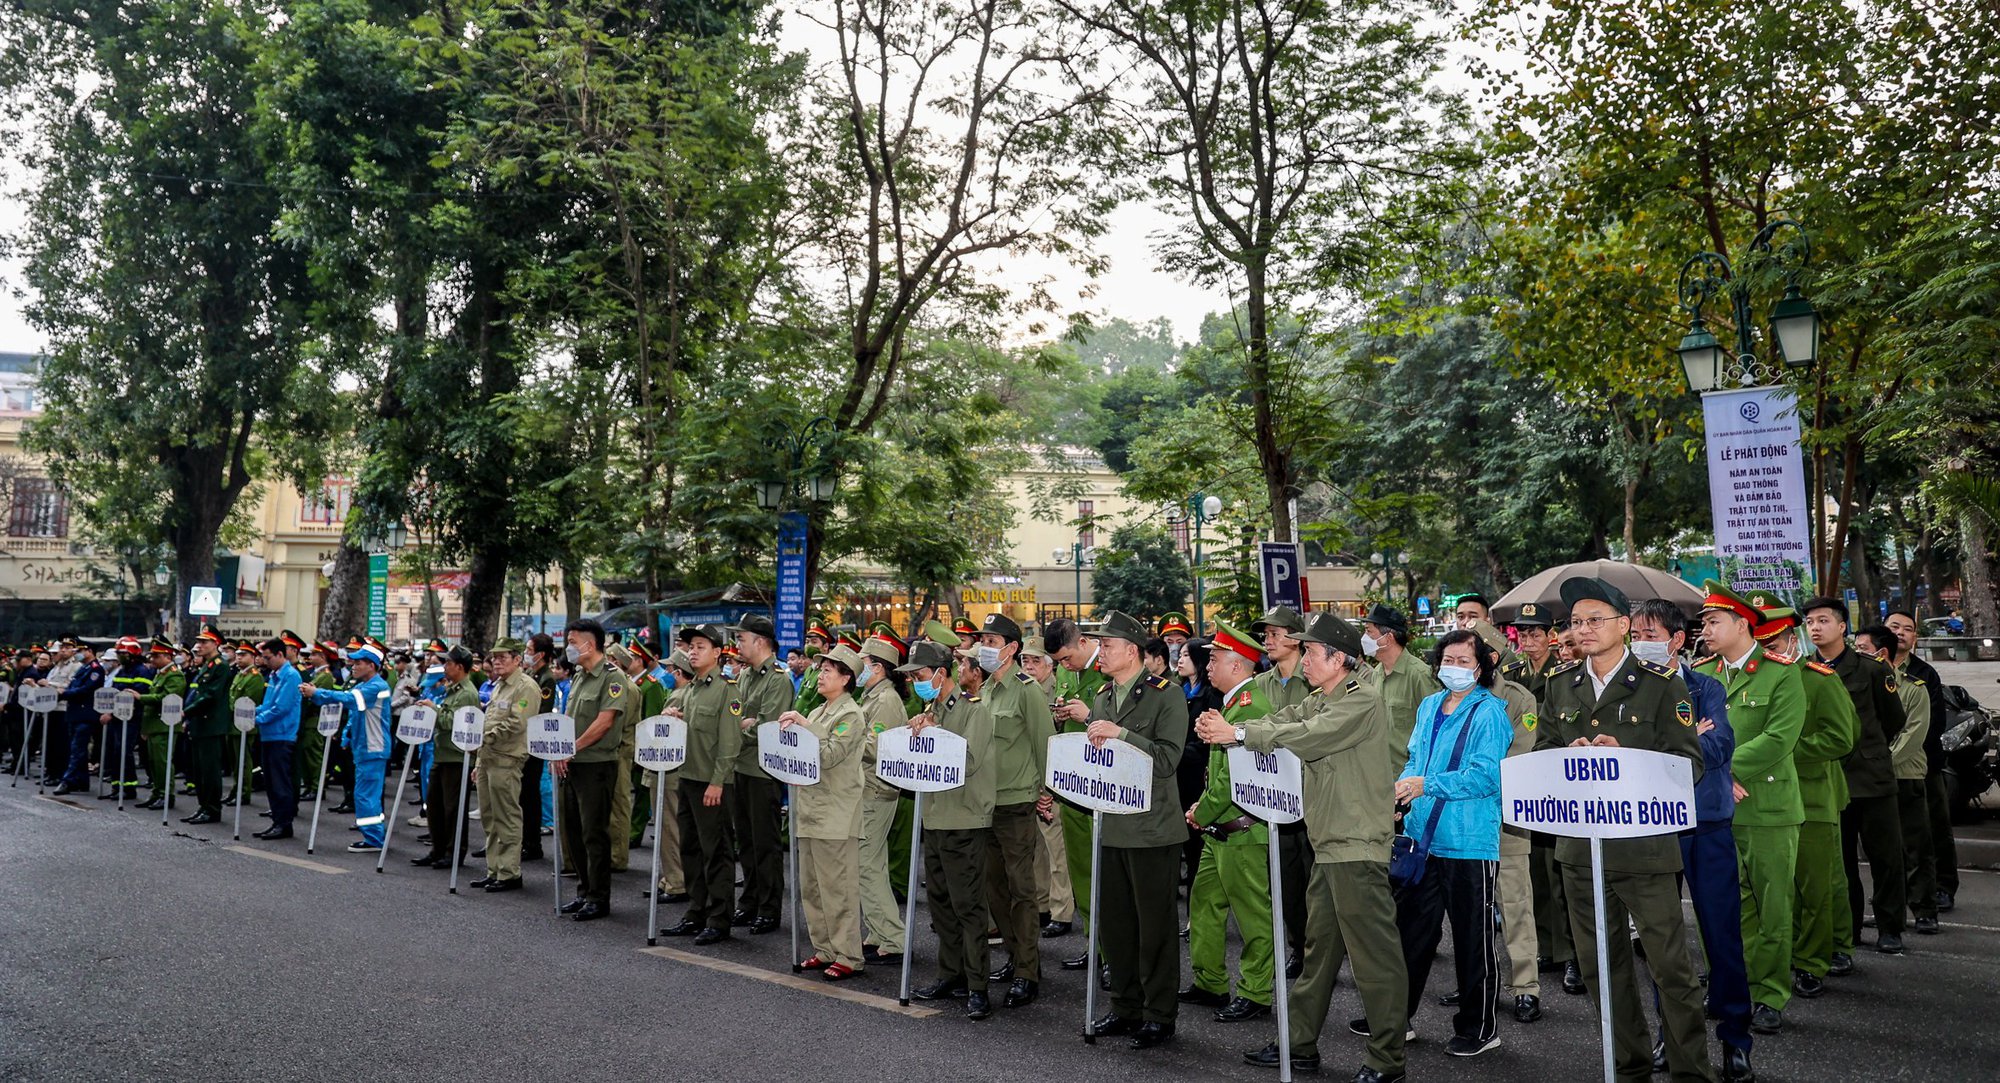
[1491,560,1706,622]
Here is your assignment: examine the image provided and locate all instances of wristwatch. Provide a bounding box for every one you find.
[1233,726,1246,745]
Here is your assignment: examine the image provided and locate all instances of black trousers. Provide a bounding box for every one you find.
[425,758,471,865]
[1926,770,1958,895]
[192,734,225,815]
[41,712,70,782]
[1100,843,1182,1024]
[520,757,545,857]
[1842,792,1906,938]
[561,759,618,905]
[730,773,786,920]
[1394,855,1499,1042]
[678,776,736,929]
[925,827,991,991]
[1277,823,1312,956]
[260,740,297,829]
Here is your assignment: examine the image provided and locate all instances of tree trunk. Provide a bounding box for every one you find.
[1959,510,2000,638]
[318,542,369,639]
[562,561,584,625]
[1243,265,1293,543]
[459,544,508,652]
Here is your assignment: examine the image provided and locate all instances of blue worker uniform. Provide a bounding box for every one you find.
[57,659,107,789]
[314,674,391,845]
[255,663,303,830]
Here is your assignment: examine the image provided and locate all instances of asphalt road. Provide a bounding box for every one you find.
[3,770,1999,1083]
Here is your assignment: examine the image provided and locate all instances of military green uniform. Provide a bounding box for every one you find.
[732,659,795,924]
[857,676,908,955]
[1490,672,1544,998]
[137,664,187,804]
[1093,668,1187,1025]
[1505,651,1574,968]
[1789,654,1856,978]
[985,660,1053,982]
[1538,652,1713,1083]
[226,666,266,802]
[1241,675,1408,1074]
[1187,678,1275,1005]
[606,670,655,872]
[297,665,337,798]
[1055,658,1108,922]
[621,672,668,852]
[922,683,996,991]
[1822,644,1909,950]
[480,668,541,883]
[1369,649,1441,762]
[1892,657,1937,924]
[674,666,742,932]
[424,677,481,866]
[795,693,869,968]
[560,656,635,906]
[183,655,235,816]
[1695,644,1805,1011]
[1255,659,1314,958]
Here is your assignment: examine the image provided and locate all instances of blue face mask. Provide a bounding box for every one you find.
[912,679,940,702]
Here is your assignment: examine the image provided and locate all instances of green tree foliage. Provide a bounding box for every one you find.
[1091,524,1190,621]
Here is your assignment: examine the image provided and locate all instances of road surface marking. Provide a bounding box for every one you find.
[224,845,347,875]
[639,946,941,1018]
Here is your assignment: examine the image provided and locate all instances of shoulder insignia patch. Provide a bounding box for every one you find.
[945,694,957,710]
[1675,700,1694,727]
[1016,671,1035,683]
[1550,659,1582,677]
[1885,674,1899,694]
[1147,674,1172,690]
[1503,658,1524,673]
[1805,660,1834,675]
[1691,655,1716,669]
[1344,678,1361,694]
[833,720,850,736]
[607,683,623,699]
[728,700,743,717]
[724,672,740,685]
[1637,659,1675,678]
[516,698,532,711]
[1521,711,1538,731]
[965,691,982,702]
[1764,651,1795,665]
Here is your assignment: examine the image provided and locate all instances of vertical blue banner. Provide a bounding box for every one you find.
[776,511,809,656]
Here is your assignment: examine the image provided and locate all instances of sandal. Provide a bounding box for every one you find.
[800,955,829,970]
[822,962,861,982]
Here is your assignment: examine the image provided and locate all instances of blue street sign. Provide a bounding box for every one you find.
[1416,596,1432,617]
[776,511,809,656]
[1258,542,1304,612]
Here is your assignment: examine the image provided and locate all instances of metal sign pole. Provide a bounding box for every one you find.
[160,717,178,822]
[12,710,32,789]
[646,767,667,945]
[306,730,333,852]
[1268,826,1292,1082]
[448,752,472,894]
[897,792,924,1005]
[1082,808,1104,1043]
[39,710,52,793]
[232,735,249,839]
[115,716,128,811]
[377,754,414,873]
[1591,836,1615,1083]
[551,771,563,914]
[788,796,803,971]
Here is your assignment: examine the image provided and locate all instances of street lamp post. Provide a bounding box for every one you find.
[1171,493,1225,634]
[112,576,127,637]
[1053,541,1092,620]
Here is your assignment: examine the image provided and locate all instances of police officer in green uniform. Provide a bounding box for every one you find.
[415,647,481,868]
[226,643,266,804]
[1046,617,1106,968]
[298,641,341,802]
[661,623,742,943]
[1359,603,1441,760]
[554,619,634,920]
[1251,604,1313,970]
[905,641,999,1018]
[603,643,646,873]
[1801,597,1910,959]
[730,615,793,935]
[1694,581,1805,1034]
[975,612,1053,1009]
[1537,577,1713,1083]
[181,628,234,823]
[856,631,910,965]
[136,638,187,811]
[1084,610,1187,1049]
[1181,620,1275,1022]
[1216,611,1407,1082]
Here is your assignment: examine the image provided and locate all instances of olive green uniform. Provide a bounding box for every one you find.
[1538,653,1713,1083]
[1186,678,1275,1004]
[1490,673,1543,998]
[607,672,660,871]
[1240,676,1408,1075]
[1695,645,1805,1011]
[1507,652,1574,969]
[1892,658,1936,923]
[1822,645,1909,950]
[560,658,635,906]
[480,669,541,883]
[1256,661,1315,957]
[858,678,908,954]
[298,665,338,798]
[732,659,795,923]
[1093,671,1187,1025]
[923,686,996,990]
[646,680,689,895]
[985,662,1053,981]
[225,667,266,802]
[137,665,187,803]
[1789,656,1856,977]
[795,694,869,968]
[1370,650,1442,761]
[676,667,742,930]
[183,657,234,815]
[424,678,481,866]
[1055,660,1108,922]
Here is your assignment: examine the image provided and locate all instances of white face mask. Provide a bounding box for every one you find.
[1360,633,1381,658]
[1438,665,1478,693]
[975,645,1003,672]
[861,663,878,686]
[1631,640,1675,667]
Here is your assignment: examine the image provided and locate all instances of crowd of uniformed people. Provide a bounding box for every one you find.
[0,574,1962,1083]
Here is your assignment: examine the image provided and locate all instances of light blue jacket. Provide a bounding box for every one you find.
[254,663,303,742]
[1401,685,1512,861]
[313,675,392,761]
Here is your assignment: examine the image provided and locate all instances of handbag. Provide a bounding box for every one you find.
[1389,692,1482,888]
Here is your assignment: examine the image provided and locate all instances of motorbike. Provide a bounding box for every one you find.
[1939,682,1997,821]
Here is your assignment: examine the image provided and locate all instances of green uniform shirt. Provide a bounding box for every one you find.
[138,666,188,727]
[985,661,1053,807]
[795,694,868,839]
[1890,658,1931,780]
[230,668,267,713]
[483,670,542,759]
[734,660,795,779]
[1370,650,1442,761]
[1536,652,1701,873]
[1254,662,1310,714]
[1054,661,1108,734]
[430,678,481,765]
[861,678,910,800]
[1694,644,1806,827]
[1191,677,1273,838]
[1793,659,1858,822]
[1819,645,1906,799]
[1241,674,1396,864]
[678,667,742,786]
[1501,653,1561,708]
[1091,670,1187,848]
[925,686,995,830]
[183,657,235,737]
[566,657,635,765]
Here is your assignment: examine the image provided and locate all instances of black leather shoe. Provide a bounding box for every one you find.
[1537,955,1559,972]
[1750,1004,1782,1034]
[749,916,780,935]
[1829,951,1855,976]
[989,962,1015,983]
[1723,1044,1754,1081]
[1090,1012,1137,1036]
[1353,1067,1404,1083]
[1004,977,1037,1007]
[1242,1042,1321,1072]
[1914,915,1939,934]
[183,811,218,824]
[1129,1021,1174,1049]
[1792,969,1825,998]
[330,803,354,814]
[913,977,968,1000]
[1061,951,1090,971]
[483,878,524,893]
[470,876,499,889]
[1042,919,1072,937]
[52,782,83,795]
[1651,1041,1667,1073]
[572,902,610,921]
[411,855,439,866]
[692,926,731,946]
[1178,983,1231,1007]
[1216,996,1270,1022]
[470,847,486,859]
[1437,989,1462,1007]
[1513,994,1541,1023]
[559,899,589,915]
[1286,953,1302,979]
[1561,960,1586,994]
[1876,933,1905,955]
[660,919,701,937]
[730,908,753,927]
[253,826,293,840]
[138,797,165,811]
[1937,890,1955,912]
[966,990,992,1019]
[663,891,690,904]
[864,945,903,966]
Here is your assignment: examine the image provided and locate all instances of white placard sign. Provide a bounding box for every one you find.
[757,721,821,786]
[113,690,137,721]
[24,685,58,713]
[317,703,344,737]
[0,681,11,707]
[451,706,485,752]
[526,712,576,761]
[231,696,257,734]
[94,688,118,714]
[396,704,437,745]
[874,725,968,793]
[1501,747,1696,840]
[1044,732,1153,814]
[160,693,183,726]
[1702,386,1812,595]
[634,715,686,771]
[1225,746,1305,825]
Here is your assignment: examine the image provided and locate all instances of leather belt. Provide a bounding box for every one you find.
[1202,813,1259,840]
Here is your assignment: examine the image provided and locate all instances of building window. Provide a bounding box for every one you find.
[444,612,463,639]
[7,478,69,538]
[300,478,354,526]
[1077,500,1095,549]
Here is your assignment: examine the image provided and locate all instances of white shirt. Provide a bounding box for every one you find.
[1589,649,1632,701]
